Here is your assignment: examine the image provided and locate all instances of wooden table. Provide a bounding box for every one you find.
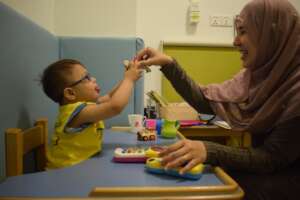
[179,125,251,147]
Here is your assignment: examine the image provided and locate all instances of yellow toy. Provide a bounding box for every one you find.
[145,157,204,180]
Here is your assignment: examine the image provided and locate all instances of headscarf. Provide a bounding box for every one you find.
[200,0,300,133]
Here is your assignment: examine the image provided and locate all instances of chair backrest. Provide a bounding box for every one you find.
[5,118,48,177]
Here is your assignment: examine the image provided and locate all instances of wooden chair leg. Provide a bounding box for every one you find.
[5,128,23,176]
[35,118,48,171]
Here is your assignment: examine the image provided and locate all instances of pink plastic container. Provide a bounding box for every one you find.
[144,119,157,130]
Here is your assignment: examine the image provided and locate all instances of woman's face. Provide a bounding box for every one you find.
[233,19,257,69]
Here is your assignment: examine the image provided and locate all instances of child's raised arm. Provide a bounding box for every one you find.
[97,60,141,104]
[69,61,143,127]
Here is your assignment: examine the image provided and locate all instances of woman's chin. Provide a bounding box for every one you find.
[241,60,251,69]
[241,62,247,68]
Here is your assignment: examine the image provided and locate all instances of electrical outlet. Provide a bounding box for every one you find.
[222,16,233,27]
[210,16,222,26]
[210,15,233,27]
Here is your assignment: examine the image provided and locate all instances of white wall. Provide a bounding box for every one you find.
[0,0,55,33]
[136,0,249,101]
[136,0,300,102]
[2,0,300,105]
[54,0,137,37]
[291,0,300,11]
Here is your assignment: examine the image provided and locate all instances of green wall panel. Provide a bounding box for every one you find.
[162,45,242,102]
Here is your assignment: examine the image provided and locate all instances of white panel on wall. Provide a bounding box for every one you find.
[54,0,137,37]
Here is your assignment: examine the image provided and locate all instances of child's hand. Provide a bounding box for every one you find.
[124,60,143,82]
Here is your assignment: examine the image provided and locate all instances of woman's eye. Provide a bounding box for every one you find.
[238,28,246,35]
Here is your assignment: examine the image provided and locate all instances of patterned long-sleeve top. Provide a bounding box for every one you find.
[161,60,300,173]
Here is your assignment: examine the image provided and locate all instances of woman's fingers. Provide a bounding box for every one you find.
[136,47,153,61]
[164,150,202,174]
[161,148,189,167]
[179,158,201,175]
[159,140,207,174]
[139,60,153,70]
[136,47,173,67]
[160,140,185,157]
[164,151,192,170]
[161,140,190,167]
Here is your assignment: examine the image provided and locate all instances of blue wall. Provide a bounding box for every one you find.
[59,37,144,127]
[0,3,59,181]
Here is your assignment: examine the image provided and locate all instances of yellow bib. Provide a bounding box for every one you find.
[46,102,104,169]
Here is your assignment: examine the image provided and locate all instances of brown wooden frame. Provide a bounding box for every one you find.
[89,167,244,200]
[5,118,48,177]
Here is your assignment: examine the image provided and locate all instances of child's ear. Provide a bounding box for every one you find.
[63,87,76,101]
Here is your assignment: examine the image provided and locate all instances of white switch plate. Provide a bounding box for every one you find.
[223,16,233,27]
[210,15,233,27]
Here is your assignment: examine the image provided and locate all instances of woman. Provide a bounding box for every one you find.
[136,0,300,199]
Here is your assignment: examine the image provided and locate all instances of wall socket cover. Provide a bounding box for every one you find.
[210,15,233,27]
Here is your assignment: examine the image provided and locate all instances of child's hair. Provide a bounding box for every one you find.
[41,59,83,104]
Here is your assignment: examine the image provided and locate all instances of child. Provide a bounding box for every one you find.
[41,59,142,169]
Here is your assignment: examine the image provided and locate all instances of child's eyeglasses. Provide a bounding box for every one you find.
[69,73,92,87]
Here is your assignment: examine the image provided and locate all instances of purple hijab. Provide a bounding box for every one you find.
[200,0,300,133]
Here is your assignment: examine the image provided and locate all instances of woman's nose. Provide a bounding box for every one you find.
[233,36,241,47]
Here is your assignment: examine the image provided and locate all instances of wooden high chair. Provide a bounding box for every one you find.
[5,118,48,177]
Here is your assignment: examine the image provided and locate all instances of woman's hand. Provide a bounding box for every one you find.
[160,139,207,175]
[136,47,173,69]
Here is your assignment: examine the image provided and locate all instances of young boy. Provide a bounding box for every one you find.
[41,59,142,169]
